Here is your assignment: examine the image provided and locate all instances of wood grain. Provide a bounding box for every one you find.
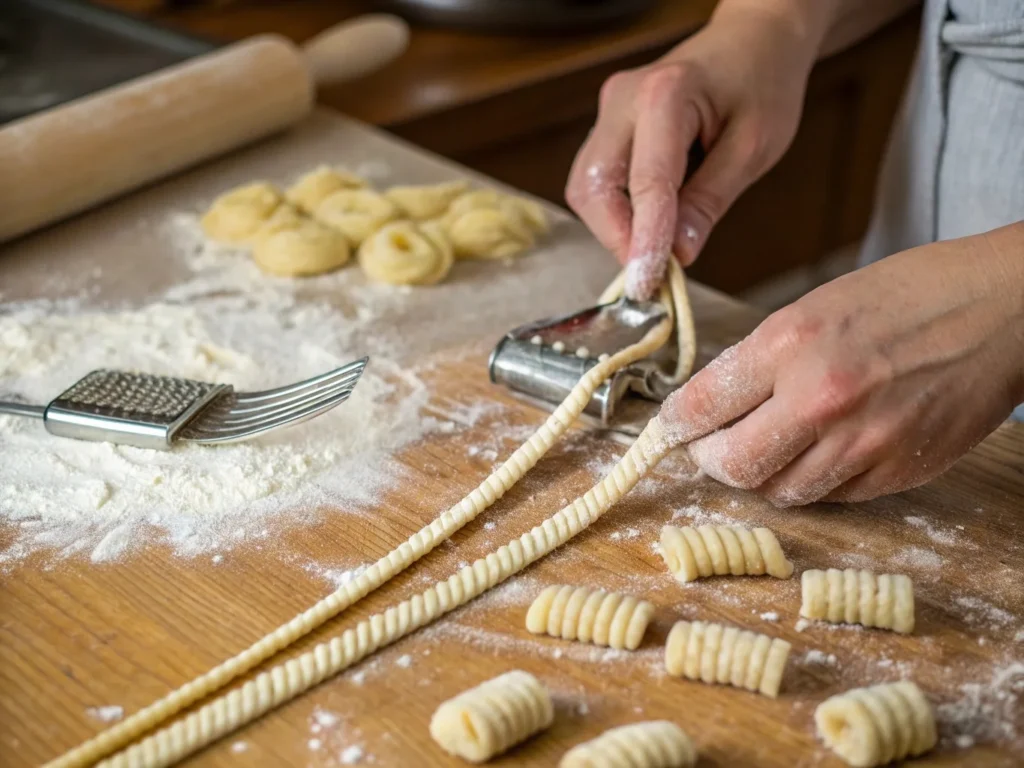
[2,110,1022,767]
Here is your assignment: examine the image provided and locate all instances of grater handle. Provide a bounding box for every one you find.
[0,401,45,419]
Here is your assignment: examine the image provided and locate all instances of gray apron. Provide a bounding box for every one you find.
[860,0,1024,420]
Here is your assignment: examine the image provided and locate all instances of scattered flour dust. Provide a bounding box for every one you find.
[86,705,124,723]
[938,663,1024,749]
[0,214,495,567]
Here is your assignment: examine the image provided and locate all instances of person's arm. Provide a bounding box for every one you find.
[661,220,1024,504]
[820,0,920,58]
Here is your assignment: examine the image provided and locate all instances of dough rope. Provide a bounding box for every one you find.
[659,524,794,583]
[800,569,915,634]
[50,269,695,768]
[815,681,937,767]
[429,670,553,762]
[95,417,674,767]
[525,584,654,650]
[664,620,792,698]
[559,721,697,768]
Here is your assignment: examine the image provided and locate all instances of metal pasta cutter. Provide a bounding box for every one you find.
[489,296,676,425]
[0,357,368,450]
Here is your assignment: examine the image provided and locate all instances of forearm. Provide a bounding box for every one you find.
[699,0,919,61]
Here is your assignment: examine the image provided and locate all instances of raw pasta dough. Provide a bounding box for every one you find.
[358,220,454,286]
[251,206,351,277]
[815,681,937,767]
[526,584,654,650]
[559,721,697,768]
[441,189,549,259]
[385,180,469,220]
[201,181,283,244]
[801,569,915,634]
[665,620,791,698]
[659,524,793,583]
[429,670,553,763]
[286,166,365,213]
[314,188,398,245]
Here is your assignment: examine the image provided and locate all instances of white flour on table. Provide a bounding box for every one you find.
[0,214,502,567]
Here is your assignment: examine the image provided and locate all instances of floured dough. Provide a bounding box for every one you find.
[286,166,366,214]
[358,220,454,286]
[439,189,549,260]
[251,206,350,277]
[385,180,469,220]
[315,188,398,245]
[201,182,283,244]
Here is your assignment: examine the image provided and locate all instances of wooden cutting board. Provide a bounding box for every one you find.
[1,109,1022,767]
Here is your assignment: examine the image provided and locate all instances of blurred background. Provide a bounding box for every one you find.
[1,0,921,308]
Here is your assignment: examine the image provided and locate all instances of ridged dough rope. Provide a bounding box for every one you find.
[49,260,696,768]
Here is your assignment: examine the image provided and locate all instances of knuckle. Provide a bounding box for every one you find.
[803,367,864,425]
[636,62,694,106]
[564,178,587,213]
[734,120,773,172]
[679,186,728,228]
[599,71,632,111]
[758,305,823,357]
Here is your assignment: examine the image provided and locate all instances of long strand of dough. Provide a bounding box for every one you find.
[98,416,675,767]
[51,260,694,768]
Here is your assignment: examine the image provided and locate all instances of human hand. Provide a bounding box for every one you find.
[659,223,1024,505]
[565,1,828,299]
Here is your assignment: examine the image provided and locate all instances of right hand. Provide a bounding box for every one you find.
[565,2,823,298]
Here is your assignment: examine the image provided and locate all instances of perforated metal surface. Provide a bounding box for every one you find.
[53,370,216,424]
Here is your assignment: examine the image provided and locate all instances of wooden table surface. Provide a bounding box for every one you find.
[2,111,1023,767]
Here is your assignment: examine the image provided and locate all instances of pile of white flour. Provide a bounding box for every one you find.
[0,215,468,566]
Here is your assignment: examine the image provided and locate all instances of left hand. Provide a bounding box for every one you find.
[659,222,1024,506]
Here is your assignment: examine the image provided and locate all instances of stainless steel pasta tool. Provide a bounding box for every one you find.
[0,357,368,450]
[488,296,678,426]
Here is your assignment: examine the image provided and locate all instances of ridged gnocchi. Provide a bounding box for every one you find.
[560,721,697,768]
[659,524,793,583]
[665,620,791,698]
[526,584,654,650]
[429,670,553,763]
[801,569,915,634]
[815,681,937,767]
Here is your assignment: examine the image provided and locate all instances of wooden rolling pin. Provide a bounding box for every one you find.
[0,15,409,244]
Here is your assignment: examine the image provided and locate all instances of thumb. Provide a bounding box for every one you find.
[674,120,769,265]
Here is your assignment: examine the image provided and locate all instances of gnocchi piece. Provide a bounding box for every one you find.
[526,585,654,651]
[801,569,915,634]
[358,220,454,286]
[314,188,399,245]
[815,681,937,767]
[659,524,794,583]
[251,206,350,276]
[560,721,697,768]
[429,670,553,763]
[286,166,366,213]
[665,620,791,698]
[201,181,283,244]
[385,180,469,220]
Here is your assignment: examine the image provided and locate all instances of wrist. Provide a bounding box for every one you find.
[708,0,837,63]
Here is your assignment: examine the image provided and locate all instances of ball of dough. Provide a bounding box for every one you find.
[440,189,549,259]
[286,166,366,214]
[251,206,351,277]
[201,181,284,244]
[315,189,398,245]
[358,220,454,286]
[384,180,469,220]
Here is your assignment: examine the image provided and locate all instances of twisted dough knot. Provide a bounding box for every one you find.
[251,205,351,277]
[815,681,937,767]
[314,188,398,245]
[526,584,655,650]
[440,189,548,259]
[560,721,697,768]
[385,180,469,220]
[201,181,284,244]
[800,568,915,634]
[429,670,553,763]
[665,620,792,698]
[358,220,454,286]
[659,524,794,583]
[286,166,366,214]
